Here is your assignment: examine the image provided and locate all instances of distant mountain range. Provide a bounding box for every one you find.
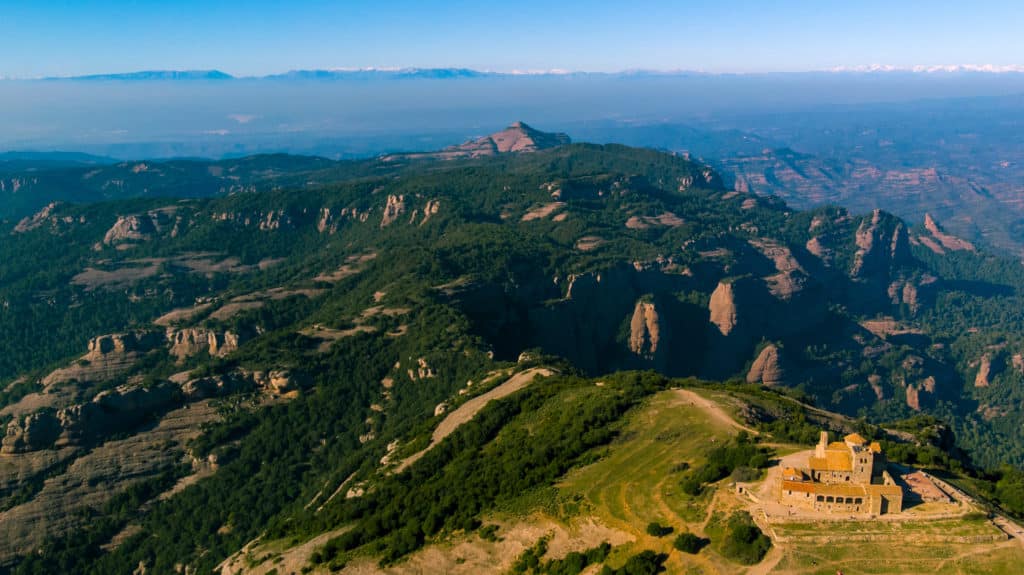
[25,66,1024,81]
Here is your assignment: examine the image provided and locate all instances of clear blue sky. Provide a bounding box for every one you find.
[2,0,1022,77]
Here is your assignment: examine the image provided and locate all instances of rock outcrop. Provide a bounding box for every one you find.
[1,412,62,454]
[975,353,1002,387]
[386,122,570,161]
[380,195,406,227]
[166,328,241,362]
[13,202,63,233]
[102,208,178,247]
[921,213,976,253]
[446,121,570,157]
[709,281,739,336]
[2,382,178,454]
[317,206,371,234]
[851,209,912,281]
[628,300,662,361]
[746,344,787,386]
[677,168,723,191]
[42,332,165,387]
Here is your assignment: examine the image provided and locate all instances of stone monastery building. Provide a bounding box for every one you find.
[779,431,903,515]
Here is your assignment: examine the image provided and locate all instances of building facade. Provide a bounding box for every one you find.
[778,431,903,515]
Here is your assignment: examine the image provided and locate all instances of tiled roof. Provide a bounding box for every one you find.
[781,480,867,497]
[845,433,869,445]
[809,449,853,471]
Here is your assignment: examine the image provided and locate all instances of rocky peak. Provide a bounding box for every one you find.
[850,209,911,280]
[484,122,571,154]
[13,202,62,233]
[709,281,739,336]
[628,299,662,359]
[166,328,241,362]
[380,194,406,227]
[389,122,571,161]
[746,344,787,386]
[920,213,976,253]
[102,208,177,246]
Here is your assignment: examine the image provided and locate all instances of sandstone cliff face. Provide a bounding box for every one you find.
[518,262,699,375]
[101,207,179,247]
[211,209,297,231]
[317,206,371,234]
[921,213,976,253]
[103,214,154,245]
[975,353,1001,387]
[2,382,178,454]
[746,344,786,386]
[677,167,724,191]
[380,195,406,227]
[42,332,165,387]
[420,199,441,225]
[4,366,300,454]
[709,281,739,336]
[1,412,62,454]
[0,400,220,562]
[851,209,911,281]
[628,300,662,361]
[13,202,68,233]
[166,328,241,362]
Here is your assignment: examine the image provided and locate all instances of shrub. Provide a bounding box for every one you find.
[645,522,674,537]
[672,532,709,554]
[599,550,668,575]
[719,512,771,565]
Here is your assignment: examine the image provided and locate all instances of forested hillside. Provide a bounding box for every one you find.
[4,131,1024,573]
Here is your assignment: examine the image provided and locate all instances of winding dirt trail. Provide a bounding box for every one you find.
[395,367,554,472]
[673,388,758,434]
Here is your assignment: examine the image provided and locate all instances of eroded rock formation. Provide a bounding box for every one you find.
[746,344,787,386]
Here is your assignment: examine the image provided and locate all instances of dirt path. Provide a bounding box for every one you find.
[673,388,757,434]
[395,367,555,472]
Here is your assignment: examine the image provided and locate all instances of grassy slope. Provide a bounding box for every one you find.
[495,387,1024,575]
[228,385,1024,574]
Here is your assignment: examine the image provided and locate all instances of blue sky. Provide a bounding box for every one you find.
[2,0,1022,77]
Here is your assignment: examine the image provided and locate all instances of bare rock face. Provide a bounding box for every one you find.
[805,236,832,262]
[2,382,179,453]
[211,209,296,231]
[975,353,1000,387]
[102,208,177,246]
[13,202,61,233]
[387,122,570,161]
[1,412,62,454]
[922,213,975,253]
[318,206,371,234]
[746,344,786,386]
[103,214,157,245]
[380,194,406,227]
[42,332,164,387]
[258,210,291,231]
[420,199,441,225]
[181,373,252,400]
[677,167,723,191]
[451,121,570,157]
[166,328,241,362]
[628,300,662,360]
[241,369,298,395]
[906,384,922,411]
[851,209,911,280]
[709,281,739,336]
